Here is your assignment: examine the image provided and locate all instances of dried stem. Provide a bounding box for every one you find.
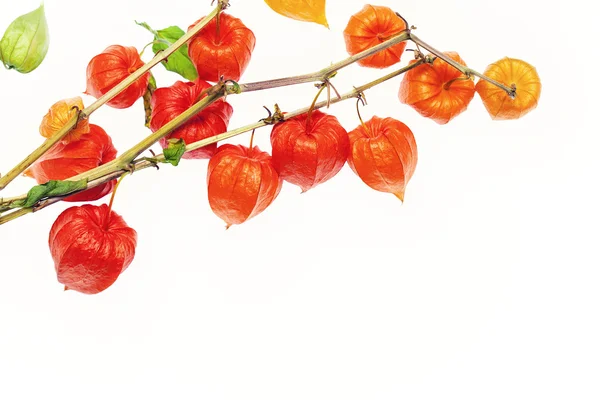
[0,208,32,225]
[0,0,228,192]
[238,31,411,93]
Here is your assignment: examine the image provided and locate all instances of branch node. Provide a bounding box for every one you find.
[223,79,241,95]
[157,49,169,63]
[70,105,85,130]
[406,48,427,61]
[260,104,284,125]
[217,0,230,10]
[124,162,137,175]
[509,84,517,99]
[355,90,368,106]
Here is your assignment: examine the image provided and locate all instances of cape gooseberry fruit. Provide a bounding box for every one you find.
[347,116,418,201]
[270,110,350,192]
[207,144,282,228]
[49,204,137,294]
[85,45,150,109]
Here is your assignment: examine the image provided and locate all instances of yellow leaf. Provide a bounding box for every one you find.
[264,0,329,28]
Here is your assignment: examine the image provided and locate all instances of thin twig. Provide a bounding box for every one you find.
[238,31,411,93]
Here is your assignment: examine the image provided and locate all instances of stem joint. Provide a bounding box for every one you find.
[260,104,284,125]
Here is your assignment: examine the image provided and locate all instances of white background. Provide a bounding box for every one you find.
[0,0,597,399]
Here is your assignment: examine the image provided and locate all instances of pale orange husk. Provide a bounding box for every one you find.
[39,97,90,143]
[475,57,541,120]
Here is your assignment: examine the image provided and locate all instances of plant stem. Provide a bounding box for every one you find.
[0,207,32,225]
[0,1,227,192]
[0,60,426,225]
[305,84,328,128]
[238,31,411,93]
[409,34,516,98]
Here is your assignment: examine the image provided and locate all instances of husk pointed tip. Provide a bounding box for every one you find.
[318,17,330,29]
[394,191,405,203]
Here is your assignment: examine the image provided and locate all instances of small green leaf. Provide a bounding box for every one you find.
[136,21,198,81]
[148,73,157,90]
[163,139,187,166]
[18,180,88,208]
[0,4,50,73]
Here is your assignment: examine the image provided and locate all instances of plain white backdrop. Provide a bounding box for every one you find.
[0,0,597,399]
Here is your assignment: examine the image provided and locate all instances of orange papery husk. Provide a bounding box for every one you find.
[207,144,282,228]
[399,51,475,125]
[39,97,90,143]
[270,110,350,192]
[49,204,137,295]
[475,57,541,120]
[347,116,418,201]
[343,5,408,69]
[85,45,150,109]
[188,13,256,82]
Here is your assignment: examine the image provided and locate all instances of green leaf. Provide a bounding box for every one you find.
[163,139,187,166]
[17,180,88,208]
[148,73,157,90]
[136,21,198,81]
[0,4,50,73]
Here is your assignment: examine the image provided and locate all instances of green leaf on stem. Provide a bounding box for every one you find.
[163,139,186,166]
[15,179,88,208]
[0,4,50,73]
[136,21,198,81]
